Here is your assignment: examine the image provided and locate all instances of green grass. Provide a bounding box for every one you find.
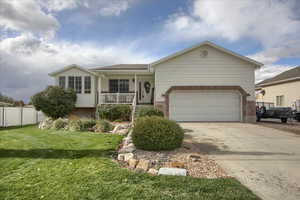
[0,126,259,200]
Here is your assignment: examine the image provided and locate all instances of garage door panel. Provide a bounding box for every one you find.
[169,91,241,122]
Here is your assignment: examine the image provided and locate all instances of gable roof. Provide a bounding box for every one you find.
[49,64,97,76]
[150,41,263,68]
[256,66,300,87]
[90,64,148,71]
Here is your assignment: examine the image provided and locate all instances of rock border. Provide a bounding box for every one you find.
[116,130,229,178]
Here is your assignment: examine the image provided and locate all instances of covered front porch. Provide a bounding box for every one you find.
[97,72,154,105]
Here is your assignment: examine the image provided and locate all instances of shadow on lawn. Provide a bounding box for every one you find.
[0,149,114,159]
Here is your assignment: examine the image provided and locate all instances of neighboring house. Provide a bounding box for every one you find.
[49,41,263,122]
[256,66,300,110]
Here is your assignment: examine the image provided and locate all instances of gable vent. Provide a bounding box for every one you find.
[200,50,208,58]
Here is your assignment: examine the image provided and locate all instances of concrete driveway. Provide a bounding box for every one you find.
[180,123,300,200]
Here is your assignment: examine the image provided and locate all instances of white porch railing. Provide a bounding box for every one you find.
[131,93,137,122]
[99,93,135,104]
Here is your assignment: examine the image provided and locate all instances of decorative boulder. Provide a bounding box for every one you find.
[136,159,150,171]
[148,168,158,175]
[38,118,54,129]
[158,168,187,176]
[112,124,129,134]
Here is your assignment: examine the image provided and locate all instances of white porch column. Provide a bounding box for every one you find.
[134,73,137,94]
[98,75,102,105]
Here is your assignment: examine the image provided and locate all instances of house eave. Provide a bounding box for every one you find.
[49,64,97,77]
[149,41,263,68]
[256,77,300,88]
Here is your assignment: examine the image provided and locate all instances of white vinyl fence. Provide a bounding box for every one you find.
[0,106,46,127]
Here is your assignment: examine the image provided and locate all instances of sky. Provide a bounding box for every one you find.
[1,0,300,102]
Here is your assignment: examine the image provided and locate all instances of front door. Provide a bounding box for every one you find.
[138,79,153,104]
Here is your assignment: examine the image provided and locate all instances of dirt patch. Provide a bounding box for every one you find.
[257,120,300,136]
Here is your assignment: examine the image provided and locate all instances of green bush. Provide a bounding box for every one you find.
[81,119,96,130]
[95,120,113,132]
[97,105,131,121]
[68,120,83,132]
[132,116,184,151]
[52,118,68,130]
[137,107,164,118]
[31,86,77,119]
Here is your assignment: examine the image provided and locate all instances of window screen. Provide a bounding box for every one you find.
[84,76,91,94]
[59,76,65,88]
[68,76,75,89]
[109,79,129,93]
[75,76,82,93]
[109,79,119,93]
[119,79,129,93]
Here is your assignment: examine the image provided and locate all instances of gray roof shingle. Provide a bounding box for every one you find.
[90,64,148,71]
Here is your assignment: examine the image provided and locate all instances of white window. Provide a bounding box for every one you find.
[109,79,129,93]
[84,76,91,94]
[276,95,284,106]
[59,76,65,88]
[75,76,82,93]
[68,76,82,93]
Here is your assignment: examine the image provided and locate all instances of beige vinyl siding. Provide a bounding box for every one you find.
[257,80,300,107]
[54,68,96,108]
[154,44,256,102]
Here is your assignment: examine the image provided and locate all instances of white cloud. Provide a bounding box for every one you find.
[165,0,300,63]
[39,0,134,16]
[0,0,59,38]
[0,34,153,101]
[255,65,294,83]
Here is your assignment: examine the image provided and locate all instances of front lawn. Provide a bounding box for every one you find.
[0,126,259,200]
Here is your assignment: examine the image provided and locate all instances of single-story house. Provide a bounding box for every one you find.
[256,66,300,110]
[49,41,263,122]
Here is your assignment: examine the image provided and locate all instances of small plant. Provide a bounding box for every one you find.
[52,118,68,130]
[137,107,164,118]
[81,119,96,130]
[132,116,184,151]
[95,120,113,132]
[97,105,131,121]
[68,120,83,132]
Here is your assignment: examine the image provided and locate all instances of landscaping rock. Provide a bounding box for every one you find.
[128,158,138,168]
[112,124,129,134]
[38,118,54,129]
[117,154,125,161]
[136,159,150,171]
[124,153,134,162]
[158,168,187,176]
[118,144,136,154]
[189,154,201,162]
[148,168,158,175]
[123,137,132,146]
[170,161,186,168]
[117,129,128,135]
